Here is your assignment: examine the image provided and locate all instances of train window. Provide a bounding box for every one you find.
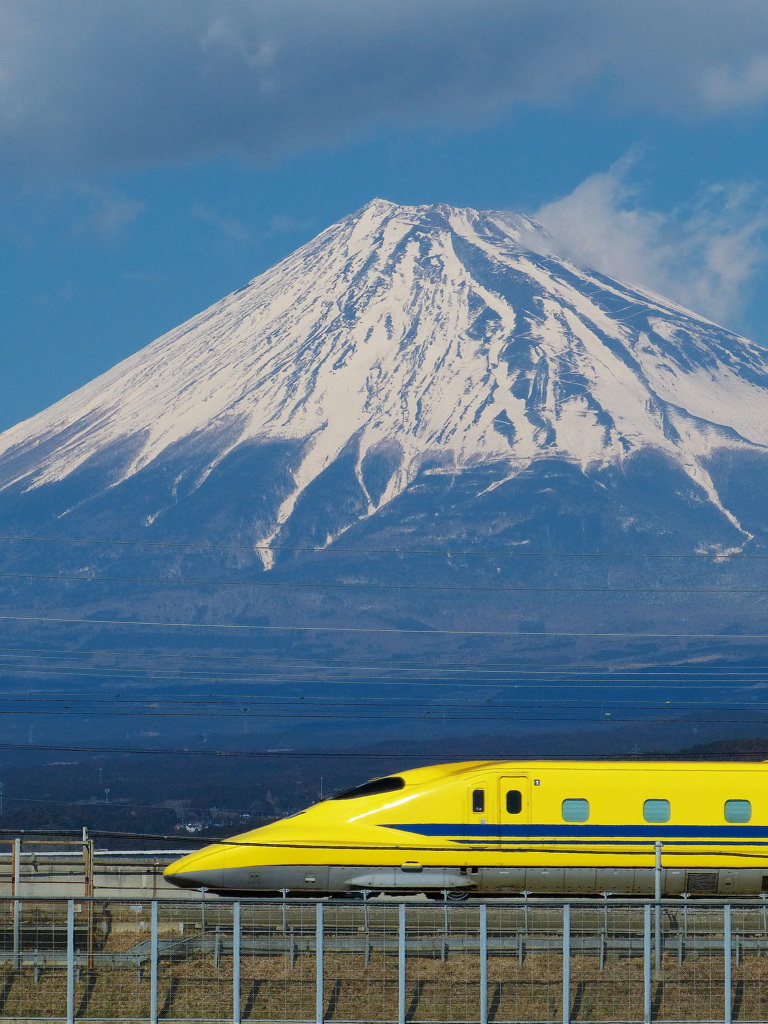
[332,777,405,800]
[506,790,522,814]
[643,799,671,823]
[725,799,751,823]
[472,789,485,813]
[562,798,590,822]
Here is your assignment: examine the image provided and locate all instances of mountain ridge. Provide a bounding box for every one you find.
[2,198,767,564]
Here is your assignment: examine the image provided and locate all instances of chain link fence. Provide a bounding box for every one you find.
[2,895,768,1021]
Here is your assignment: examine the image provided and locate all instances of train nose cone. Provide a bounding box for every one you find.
[163,869,207,890]
[164,845,230,890]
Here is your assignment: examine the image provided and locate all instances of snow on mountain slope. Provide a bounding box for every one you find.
[1,198,767,555]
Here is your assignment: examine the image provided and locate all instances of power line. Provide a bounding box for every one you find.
[1,568,766,596]
[0,693,737,709]
[0,742,392,758]
[2,642,767,675]
[1,740,767,760]
[0,645,767,687]
[2,610,768,640]
[0,662,718,684]
[0,792,253,816]
[0,679,763,701]
[0,689,764,712]
[1,702,767,721]
[3,660,768,690]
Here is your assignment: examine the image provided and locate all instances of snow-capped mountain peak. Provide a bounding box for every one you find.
[1,198,767,555]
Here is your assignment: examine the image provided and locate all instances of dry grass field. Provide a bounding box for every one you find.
[1,946,768,1022]
[2,902,768,1022]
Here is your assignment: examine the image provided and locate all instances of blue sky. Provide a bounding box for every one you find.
[2,0,768,432]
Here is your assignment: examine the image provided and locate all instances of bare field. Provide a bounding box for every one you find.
[2,948,768,1022]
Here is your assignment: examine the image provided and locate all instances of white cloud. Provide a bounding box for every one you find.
[2,1,768,170]
[533,159,768,330]
[265,214,314,236]
[189,205,314,244]
[71,186,144,238]
[701,55,768,111]
[191,202,251,244]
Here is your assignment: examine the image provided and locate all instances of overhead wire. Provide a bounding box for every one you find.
[0,792,252,816]
[0,640,765,696]
[0,568,766,596]
[2,661,768,690]
[3,642,768,676]
[0,664,765,697]
[3,610,768,640]
[0,687,764,717]
[0,663,765,696]
[0,740,765,760]
[0,701,767,719]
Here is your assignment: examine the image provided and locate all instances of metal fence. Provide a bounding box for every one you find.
[0,837,190,900]
[2,896,768,1022]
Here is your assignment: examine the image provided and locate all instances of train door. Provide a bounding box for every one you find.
[467,781,490,826]
[498,776,530,829]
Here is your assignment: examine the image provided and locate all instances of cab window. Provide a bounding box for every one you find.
[725,799,751,823]
[643,799,670,823]
[332,777,405,800]
[506,790,522,814]
[472,789,485,813]
[562,798,589,822]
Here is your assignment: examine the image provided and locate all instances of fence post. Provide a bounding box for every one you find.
[12,837,20,970]
[316,902,324,1024]
[363,890,371,966]
[724,904,732,1024]
[399,902,406,1024]
[150,900,158,1024]
[563,904,570,1024]
[83,829,94,970]
[643,902,652,1024]
[67,898,75,1024]
[480,903,488,1024]
[654,842,662,972]
[233,901,241,1024]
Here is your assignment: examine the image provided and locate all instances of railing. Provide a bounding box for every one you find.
[0,840,189,899]
[2,896,768,1022]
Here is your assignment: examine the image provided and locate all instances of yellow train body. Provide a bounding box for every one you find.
[164,760,768,897]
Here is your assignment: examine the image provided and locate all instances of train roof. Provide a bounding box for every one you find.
[388,759,768,784]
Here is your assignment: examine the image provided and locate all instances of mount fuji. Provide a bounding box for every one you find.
[1,198,768,744]
[3,198,768,549]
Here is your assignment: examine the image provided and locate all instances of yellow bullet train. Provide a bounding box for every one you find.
[164,759,768,898]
